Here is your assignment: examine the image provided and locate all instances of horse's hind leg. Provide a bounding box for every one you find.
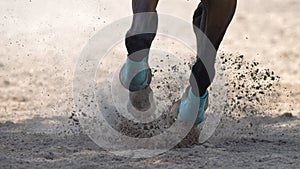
[190,0,237,96]
[125,0,159,61]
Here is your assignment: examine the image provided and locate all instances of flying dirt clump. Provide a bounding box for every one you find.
[220,53,281,119]
[67,53,284,147]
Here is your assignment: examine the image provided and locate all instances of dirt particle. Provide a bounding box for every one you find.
[280,112,293,118]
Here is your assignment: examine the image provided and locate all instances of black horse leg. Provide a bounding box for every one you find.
[190,0,237,96]
[125,0,159,61]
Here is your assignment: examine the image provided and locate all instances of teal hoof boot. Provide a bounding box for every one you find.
[119,57,152,91]
[119,57,153,111]
[171,87,209,125]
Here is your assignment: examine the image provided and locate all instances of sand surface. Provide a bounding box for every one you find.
[0,0,299,168]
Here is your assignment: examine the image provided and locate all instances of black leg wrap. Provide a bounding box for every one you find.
[125,12,158,61]
[189,58,214,97]
[125,33,156,61]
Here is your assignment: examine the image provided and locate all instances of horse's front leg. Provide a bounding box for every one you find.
[126,0,159,61]
[119,0,159,110]
[190,0,237,96]
[131,0,158,13]
[202,0,237,49]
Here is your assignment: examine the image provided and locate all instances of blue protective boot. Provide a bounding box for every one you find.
[119,57,153,111]
[119,57,151,91]
[171,87,209,125]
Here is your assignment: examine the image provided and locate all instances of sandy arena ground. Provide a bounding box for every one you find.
[0,0,299,168]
